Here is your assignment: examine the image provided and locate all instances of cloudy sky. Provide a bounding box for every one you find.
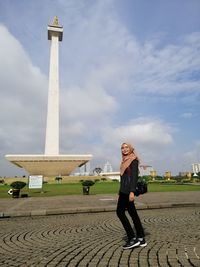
[0,0,200,176]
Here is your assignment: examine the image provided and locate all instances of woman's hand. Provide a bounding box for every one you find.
[129,192,135,202]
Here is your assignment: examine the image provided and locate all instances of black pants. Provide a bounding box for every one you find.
[116,192,144,240]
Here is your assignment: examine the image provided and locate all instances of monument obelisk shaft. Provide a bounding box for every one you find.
[45,17,63,155]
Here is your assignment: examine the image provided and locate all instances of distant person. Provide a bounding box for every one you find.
[116,142,147,249]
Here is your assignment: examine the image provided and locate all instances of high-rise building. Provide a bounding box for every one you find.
[103,161,113,173]
[192,163,200,176]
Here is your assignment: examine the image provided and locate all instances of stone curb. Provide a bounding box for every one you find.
[1,202,200,218]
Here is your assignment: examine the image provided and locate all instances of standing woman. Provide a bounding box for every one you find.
[116,142,147,249]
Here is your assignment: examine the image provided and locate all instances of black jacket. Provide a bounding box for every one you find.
[119,159,139,194]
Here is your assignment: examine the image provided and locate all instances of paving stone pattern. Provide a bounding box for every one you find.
[0,207,200,267]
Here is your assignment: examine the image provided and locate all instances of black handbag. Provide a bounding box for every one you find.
[135,181,148,196]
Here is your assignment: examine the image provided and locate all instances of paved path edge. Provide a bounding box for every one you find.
[1,202,200,218]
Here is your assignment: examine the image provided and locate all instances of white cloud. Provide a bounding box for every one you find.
[101,118,173,147]
[59,2,200,103]
[181,112,193,119]
[84,118,175,173]
[0,25,47,101]
[61,85,117,120]
[183,140,200,163]
[127,34,200,96]
[0,25,48,156]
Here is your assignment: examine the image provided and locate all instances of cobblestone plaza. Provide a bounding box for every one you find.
[0,207,200,267]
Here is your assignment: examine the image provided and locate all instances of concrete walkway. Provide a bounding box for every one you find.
[1,191,200,217]
[1,207,200,266]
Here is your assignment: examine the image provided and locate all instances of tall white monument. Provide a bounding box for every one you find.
[45,16,62,155]
[5,17,93,176]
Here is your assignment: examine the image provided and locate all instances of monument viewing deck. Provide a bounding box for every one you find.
[5,154,93,176]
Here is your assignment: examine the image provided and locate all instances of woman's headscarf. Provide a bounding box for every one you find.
[120,143,140,176]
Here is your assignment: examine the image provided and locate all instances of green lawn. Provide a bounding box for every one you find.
[147,183,200,192]
[0,182,200,198]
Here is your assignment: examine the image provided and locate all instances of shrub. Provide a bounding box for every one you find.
[181,179,191,183]
[140,176,152,182]
[10,181,26,189]
[55,176,62,180]
[156,176,164,180]
[160,180,176,184]
[174,176,183,183]
[55,176,62,183]
[81,180,95,187]
[192,178,200,183]
[148,180,176,184]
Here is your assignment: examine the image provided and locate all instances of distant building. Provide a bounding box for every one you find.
[139,165,153,176]
[179,172,192,178]
[101,162,155,181]
[192,163,200,176]
[74,162,91,176]
[101,161,119,180]
[103,161,113,173]
[164,171,171,180]
[149,170,157,180]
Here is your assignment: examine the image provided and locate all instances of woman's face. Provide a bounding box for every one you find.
[121,143,131,155]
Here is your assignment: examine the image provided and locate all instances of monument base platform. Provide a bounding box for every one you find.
[5,154,93,176]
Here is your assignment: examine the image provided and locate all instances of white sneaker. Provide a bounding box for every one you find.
[138,237,147,247]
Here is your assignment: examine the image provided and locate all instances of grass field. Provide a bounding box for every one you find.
[0,182,200,198]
